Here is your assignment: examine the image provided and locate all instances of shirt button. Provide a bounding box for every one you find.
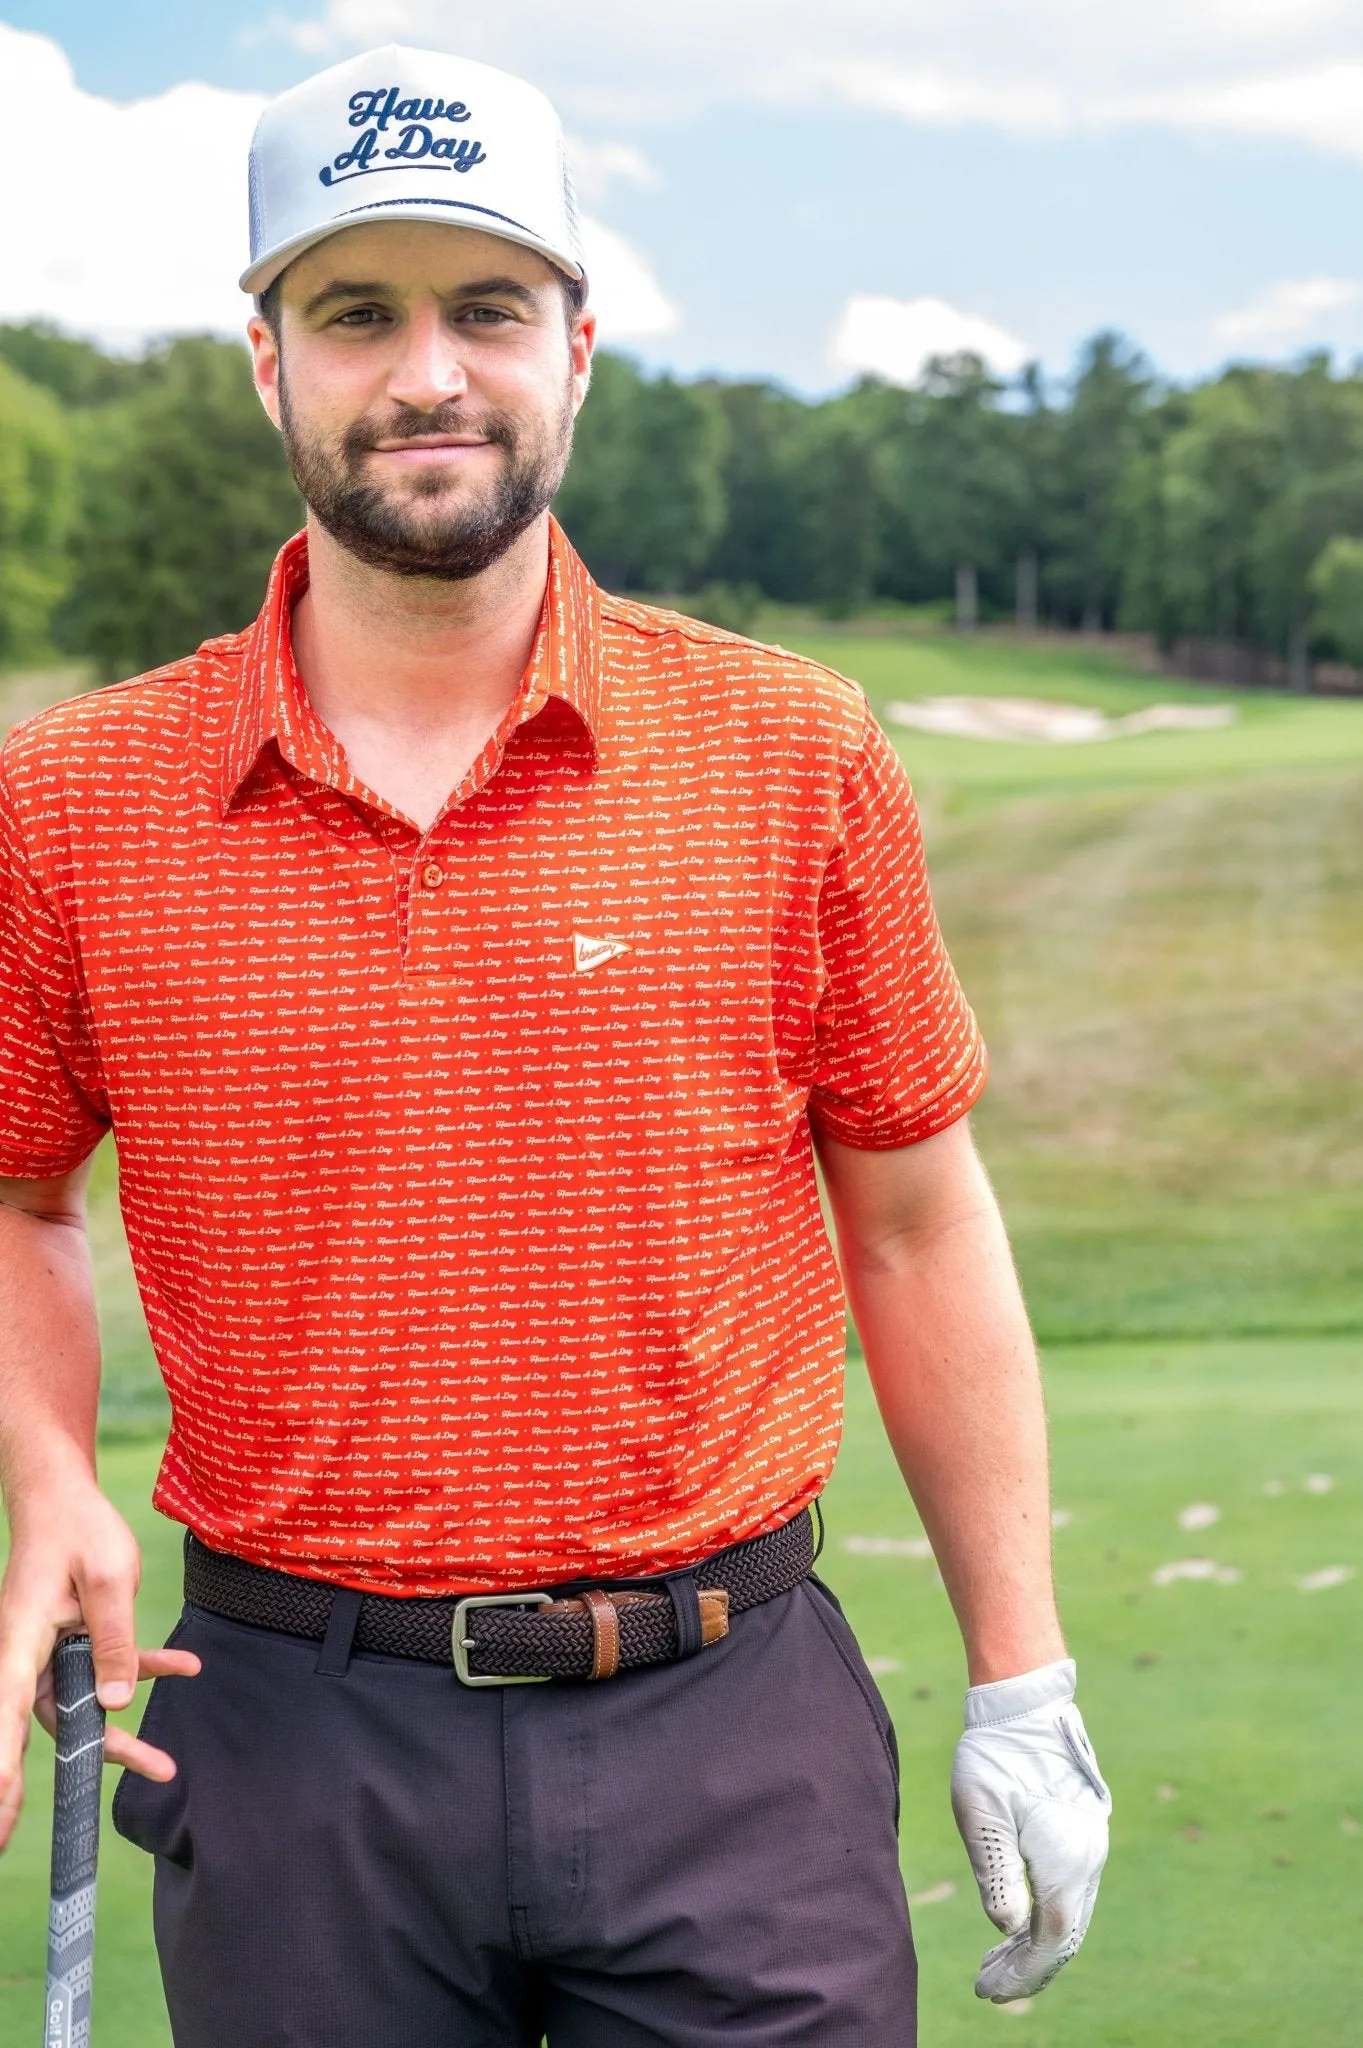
[421,863,444,891]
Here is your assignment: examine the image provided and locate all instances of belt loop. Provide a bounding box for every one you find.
[581,1589,622,1681]
[316,1587,363,1678]
[665,1572,704,1659]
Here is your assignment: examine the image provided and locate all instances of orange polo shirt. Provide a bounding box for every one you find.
[0,523,985,1596]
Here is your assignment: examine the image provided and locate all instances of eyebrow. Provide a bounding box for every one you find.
[300,275,543,319]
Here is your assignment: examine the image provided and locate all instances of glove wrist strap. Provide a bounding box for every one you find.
[964,1656,1077,1727]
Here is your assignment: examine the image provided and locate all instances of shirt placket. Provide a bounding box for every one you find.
[402,827,455,977]
[396,694,552,975]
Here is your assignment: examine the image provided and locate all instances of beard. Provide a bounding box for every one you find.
[278,372,575,582]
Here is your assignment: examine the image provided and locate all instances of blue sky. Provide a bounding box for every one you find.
[1,0,301,95]
[7,0,1363,394]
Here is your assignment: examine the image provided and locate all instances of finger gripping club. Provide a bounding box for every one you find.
[45,1636,104,2048]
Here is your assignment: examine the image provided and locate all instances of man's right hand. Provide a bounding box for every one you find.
[0,1480,200,1852]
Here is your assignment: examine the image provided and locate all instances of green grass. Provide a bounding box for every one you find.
[787,630,1363,1344]
[3,1341,1361,2047]
[830,1335,1363,2048]
[792,629,1363,799]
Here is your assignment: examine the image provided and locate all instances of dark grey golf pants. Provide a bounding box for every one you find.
[113,1575,916,2045]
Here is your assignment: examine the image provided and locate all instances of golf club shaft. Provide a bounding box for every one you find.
[45,1635,104,2048]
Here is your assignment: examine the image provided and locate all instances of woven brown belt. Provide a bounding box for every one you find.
[183,1512,816,1686]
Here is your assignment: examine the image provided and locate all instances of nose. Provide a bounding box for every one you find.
[386,302,469,414]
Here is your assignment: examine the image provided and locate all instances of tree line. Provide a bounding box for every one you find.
[5,317,1363,684]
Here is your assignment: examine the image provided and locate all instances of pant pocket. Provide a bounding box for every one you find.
[802,1577,902,1825]
[110,1614,194,1867]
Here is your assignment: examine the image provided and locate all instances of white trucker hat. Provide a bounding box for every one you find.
[241,44,585,296]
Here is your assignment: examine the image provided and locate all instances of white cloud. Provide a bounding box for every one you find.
[1213,275,1363,345]
[0,25,676,352]
[0,24,261,345]
[825,55,1363,166]
[566,138,660,205]
[1116,64,1363,163]
[256,1,1363,164]
[579,219,678,341]
[826,63,1071,136]
[830,294,1030,386]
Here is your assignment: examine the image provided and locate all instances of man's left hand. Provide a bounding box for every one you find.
[950,1658,1110,2003]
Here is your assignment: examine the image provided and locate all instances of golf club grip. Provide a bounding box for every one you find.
[45,1634,104,2048]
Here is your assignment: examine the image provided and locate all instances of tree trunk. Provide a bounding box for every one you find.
[1288,614,1311,693]
[1015,549,1038,632]
[955,562,978,632]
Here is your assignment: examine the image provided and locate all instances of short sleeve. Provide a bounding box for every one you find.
[807,711,986,1148]
[0,764,110,1177]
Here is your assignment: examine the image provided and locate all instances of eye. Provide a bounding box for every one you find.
[460,304,517,325]
[332,306,389,329]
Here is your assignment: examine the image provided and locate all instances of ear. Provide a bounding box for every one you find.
[570,307,597,415]
[247,312,284,431]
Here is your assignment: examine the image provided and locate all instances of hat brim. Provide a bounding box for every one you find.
[240,196,584,297]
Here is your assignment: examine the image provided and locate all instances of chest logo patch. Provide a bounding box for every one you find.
[573,933,632,974]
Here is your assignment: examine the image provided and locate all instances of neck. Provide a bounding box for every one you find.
[287,511,553,832]
[293,510,552,729]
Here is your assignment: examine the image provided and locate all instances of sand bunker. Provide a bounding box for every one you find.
[884,696,1238,743]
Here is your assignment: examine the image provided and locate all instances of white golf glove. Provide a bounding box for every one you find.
[951,1657,1110,2003]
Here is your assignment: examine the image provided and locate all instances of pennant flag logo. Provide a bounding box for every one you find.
[573,933,632,973]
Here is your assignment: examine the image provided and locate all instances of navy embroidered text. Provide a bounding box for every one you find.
[320,107,488,187]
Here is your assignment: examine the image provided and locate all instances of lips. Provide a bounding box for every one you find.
[373,436,489,454]
[369,437,494,466]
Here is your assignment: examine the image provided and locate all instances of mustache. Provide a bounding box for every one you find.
[342,403,518,458]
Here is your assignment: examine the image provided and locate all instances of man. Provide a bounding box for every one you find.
[0,45,1109,2047]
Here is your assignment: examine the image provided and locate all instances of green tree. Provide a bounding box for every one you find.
[795,389,887,617]
[1010,364,1062,628]
[888,356,1026,627]
[703,380,810,601]
[1129,371,1280,647]
[64,336,301,679]
[0,321,156,409]
[1047,333,1154,631]
[1250,360,1363,685]
[556,354,727,592]
[1310,534,1363,665]
[14,315,1363,682]
[1121,358,1363,680]
[0,358,76,665]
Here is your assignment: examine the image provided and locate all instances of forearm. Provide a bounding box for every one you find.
[822,1126,1064,1685]
[0,1187,103,1524]
[821,1123,1108,2002]
[0,1169,197,1843]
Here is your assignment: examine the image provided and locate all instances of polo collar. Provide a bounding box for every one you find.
[219,517,603,817]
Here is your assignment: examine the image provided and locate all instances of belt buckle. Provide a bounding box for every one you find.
[452,1592,553,1687]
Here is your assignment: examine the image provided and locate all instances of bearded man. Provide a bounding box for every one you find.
[0,46,1109,2048]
